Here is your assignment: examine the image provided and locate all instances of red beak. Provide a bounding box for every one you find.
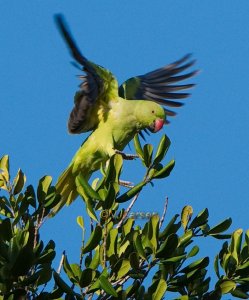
[154,118,164,132]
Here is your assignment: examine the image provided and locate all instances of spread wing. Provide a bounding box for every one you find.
[55,15,116,134]
[119,54,197,123]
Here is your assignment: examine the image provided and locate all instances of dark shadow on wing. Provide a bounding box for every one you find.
[55,14,103,134]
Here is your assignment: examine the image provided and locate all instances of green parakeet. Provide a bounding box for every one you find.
[53,15,197,214]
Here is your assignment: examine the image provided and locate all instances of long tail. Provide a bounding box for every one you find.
[51,165,78,216]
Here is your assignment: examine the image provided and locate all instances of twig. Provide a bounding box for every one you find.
[89,217,94,260]
[116,163,153,228]
[119,179,134,188]
[159,197,169,229]
[57,250,66,274]
[79,221,85,269]
[103,223,107,267]
[116,192,140,228]
[115,150,139,160]
[34,207,46,248]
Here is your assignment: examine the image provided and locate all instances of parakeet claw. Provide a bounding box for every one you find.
[115,150,139,160]
[119,180,134,188]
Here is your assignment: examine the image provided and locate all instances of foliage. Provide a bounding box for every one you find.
[0,135,249,299]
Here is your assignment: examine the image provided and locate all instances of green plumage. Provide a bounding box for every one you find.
[52,15,197,215]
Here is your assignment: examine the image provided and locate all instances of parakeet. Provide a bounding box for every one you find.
[53,15,197,214]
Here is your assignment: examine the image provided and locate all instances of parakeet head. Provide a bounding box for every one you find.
[136,101,166,133]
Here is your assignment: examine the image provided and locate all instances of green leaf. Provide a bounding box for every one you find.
[99,275,118,297]
[223,254,237,276]
[76,216,84,230]
[154,134,171,165]
[153,159,175,179]
[37,175,52,203]
[77,177,98,220]
[181,257,209,273]
[126,281,140,297]
[208,218,232,235]
[104,154,123,185]
[63,256,77,284]
[89,246,100,269]
[151,278,167,300]
[53,271,74,295]
[129,252,139,270]
[116,181,146,203]
[156,233,178,258]
[161,254,186,263]
[123,218,134,236]
[119,240,130,257]
[82,225,102,254]
[218,279,236,294]
[143,144,153,167]
[187,245,199,258]
[237,260,249,270]
[13,169,26,195]
[134,234,147,260]
[159,214,180,240]
[76,174,101,200]
[79,268,96,288]
[178,229,193,247]
[84,197,98,222]
[37,265,53,286]
[0,174,8,191]
[134,134,144,159]
[69,264,82,282]
[37,249,56,264]
[230,228,243,263]
[189,208,209,229]
[50,287,64,299]
[150,214,160,253]
[210,234,232,240]
[103,184,116,209]
[24,185,36,208]
[245,230,249,246]
[181,205,193,231]
[115,259,131,279]
[107,228,118,258]
[214,254,220,278]
[113,154,123,182]
[0,197,13,217]
[137,286,145,299]
[43,189,60,210]
[0,218,13,241]
[0,155,9,181]
[231,288,249,299]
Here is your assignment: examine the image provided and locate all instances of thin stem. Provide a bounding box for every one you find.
[116,165,152,229]
[116,192,140,228]
[159,197,169,229]
[34,207,45,249]
[103,223,107,268]
[57,250,66,274]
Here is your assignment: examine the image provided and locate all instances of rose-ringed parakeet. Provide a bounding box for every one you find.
[53,15,197,214]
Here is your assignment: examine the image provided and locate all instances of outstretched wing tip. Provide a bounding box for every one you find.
[54,13,65,24]
[119,52,198,120]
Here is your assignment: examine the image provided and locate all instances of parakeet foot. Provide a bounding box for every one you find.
[119,180,134,188]
[115,150,138,160]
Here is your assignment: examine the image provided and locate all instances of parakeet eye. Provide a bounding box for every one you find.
[152,110,155,113]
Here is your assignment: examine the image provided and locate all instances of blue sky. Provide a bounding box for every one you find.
[1,0,249,294]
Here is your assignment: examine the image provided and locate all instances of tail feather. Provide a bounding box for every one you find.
[52,165,78,215]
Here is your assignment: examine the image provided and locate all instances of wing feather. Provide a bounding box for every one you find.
[55,15,106,134]
[119,54,197,120]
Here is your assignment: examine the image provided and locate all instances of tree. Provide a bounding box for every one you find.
[0,135,249,299]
